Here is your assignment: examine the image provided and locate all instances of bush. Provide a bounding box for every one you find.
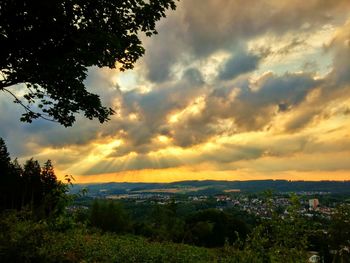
[0,211,217,263]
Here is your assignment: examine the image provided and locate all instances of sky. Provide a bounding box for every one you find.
[1,0,350,183]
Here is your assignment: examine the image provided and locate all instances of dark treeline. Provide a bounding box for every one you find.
[0,138,66,217]
[76,199,252,248]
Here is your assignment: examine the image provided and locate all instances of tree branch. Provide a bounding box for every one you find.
[1,87,58,123]
[0,72,18,90]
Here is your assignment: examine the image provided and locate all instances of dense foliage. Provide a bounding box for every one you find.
[1,203,350,262]
[0,212,217,263]
[0,0,177,126]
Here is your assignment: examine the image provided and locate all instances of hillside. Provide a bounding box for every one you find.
[70,180,350,197]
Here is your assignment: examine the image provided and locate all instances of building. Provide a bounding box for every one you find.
[309,199,319,210]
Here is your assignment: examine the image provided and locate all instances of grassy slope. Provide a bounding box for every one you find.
[1,216,232,263]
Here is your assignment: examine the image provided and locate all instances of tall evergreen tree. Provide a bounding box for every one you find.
[41,160,64,216]
[41,160,57,193]
[0,138,11,168]
[22,159,42,210]
[0,138,12,209]
[10,159,23,210]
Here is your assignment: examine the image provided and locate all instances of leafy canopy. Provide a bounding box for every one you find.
[0,0,177,126]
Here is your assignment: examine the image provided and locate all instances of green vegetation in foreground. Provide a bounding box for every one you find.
[2,201,350,263]
[0,210,312,263]
[0,213,217,263]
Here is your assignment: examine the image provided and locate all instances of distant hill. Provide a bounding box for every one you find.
[70,180,350,196]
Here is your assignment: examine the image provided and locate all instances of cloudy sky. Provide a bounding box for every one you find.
[1,0,350,182]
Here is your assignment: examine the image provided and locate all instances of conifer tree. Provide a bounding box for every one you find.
[10,159,23,209]
[41,160,57,194]
[0,138,12,209]
[22,159,42,210]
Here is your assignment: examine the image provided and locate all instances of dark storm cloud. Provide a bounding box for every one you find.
[169,72,319,148]
[106,68,208,156]
[104,70,318,152]
[327,22,350,86]
[142,0,350,84]
[219,51,261,80]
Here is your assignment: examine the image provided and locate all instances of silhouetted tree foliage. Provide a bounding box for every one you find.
[0,0,177,126]
[184,209,248,247]
[90,199,131,233]
[0,138,15,209]
[0,138,67,217]
[231,194,310,262]
[329,204,350,262]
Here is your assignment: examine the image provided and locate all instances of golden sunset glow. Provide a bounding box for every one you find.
[62,169,350,184]
[168,96,206,124]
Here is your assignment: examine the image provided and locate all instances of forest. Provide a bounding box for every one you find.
[1,137,350,262]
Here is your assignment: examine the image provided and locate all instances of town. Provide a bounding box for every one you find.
[71,182,347,222]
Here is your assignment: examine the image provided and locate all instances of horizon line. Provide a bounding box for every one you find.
[71,179,350,185]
